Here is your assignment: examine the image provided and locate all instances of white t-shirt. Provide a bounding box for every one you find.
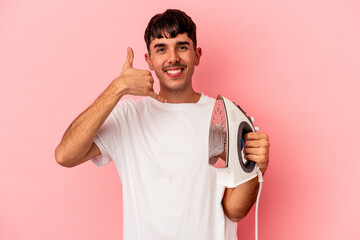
[92,94,237,240]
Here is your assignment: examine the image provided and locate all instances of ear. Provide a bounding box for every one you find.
[145,53,154,70]
[195,47,202,66]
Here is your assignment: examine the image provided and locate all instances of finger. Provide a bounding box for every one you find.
[244,147,265,155]
[140,70,155,82]
[244,140,263,148]
[148,91,167,103]
[243,153,264,163]
[244,138,270,151]
[147,76,155,90]
[123,47,134,69]
[244,154,268,174]
[244,132,268,141]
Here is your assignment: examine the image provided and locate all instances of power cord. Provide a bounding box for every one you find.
[255,169,263,240]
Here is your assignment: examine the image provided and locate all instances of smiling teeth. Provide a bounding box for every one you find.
[167,69,182,74]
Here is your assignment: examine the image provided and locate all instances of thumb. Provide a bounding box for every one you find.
[123,47,134,69]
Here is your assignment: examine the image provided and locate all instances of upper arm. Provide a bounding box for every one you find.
[222,188,235,218]
[222,188,234,202]
[221,177,260,222]
[76,142,101,166]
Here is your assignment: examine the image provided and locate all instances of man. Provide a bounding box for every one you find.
[55,9,269,240]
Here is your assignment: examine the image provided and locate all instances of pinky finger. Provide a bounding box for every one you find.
[244,154,261,163]
[148,91,166,103]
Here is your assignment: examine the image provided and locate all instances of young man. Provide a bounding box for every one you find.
[55,9,269,240]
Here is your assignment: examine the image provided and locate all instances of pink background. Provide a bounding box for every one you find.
[1,0,359,239]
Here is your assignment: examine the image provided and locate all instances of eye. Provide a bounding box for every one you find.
[156,48,165,53]
[179,45,188,50]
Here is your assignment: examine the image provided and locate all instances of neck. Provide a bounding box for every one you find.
[159,87,201,103]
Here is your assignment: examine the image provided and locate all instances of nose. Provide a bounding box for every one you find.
[167,48,180,64]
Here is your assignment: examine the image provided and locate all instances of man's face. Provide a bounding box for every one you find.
[145,33,202,93]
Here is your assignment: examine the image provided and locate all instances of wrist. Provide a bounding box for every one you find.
[109,76,129,97]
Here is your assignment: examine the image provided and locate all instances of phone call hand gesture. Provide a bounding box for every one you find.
[117,47,166,103]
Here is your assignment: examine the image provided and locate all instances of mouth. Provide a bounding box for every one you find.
[163,65,186,78]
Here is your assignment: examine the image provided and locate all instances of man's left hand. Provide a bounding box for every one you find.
[243,132,270,174]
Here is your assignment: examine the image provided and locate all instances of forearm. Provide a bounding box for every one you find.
[222,176,259,222]
[55,80,127,167]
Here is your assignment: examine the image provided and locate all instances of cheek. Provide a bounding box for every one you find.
[152,58,164,69]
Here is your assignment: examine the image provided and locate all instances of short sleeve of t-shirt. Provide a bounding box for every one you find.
[92,136,111,167]
[91,102,125,167]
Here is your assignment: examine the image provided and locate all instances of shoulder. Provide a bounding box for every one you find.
[115,97,150,109]
[197,93,216,108]
[114,97,162,118]
[201,93,216,103]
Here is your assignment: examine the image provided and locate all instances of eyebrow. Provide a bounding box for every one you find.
[154,43,166,48]
[177,41,190,46]
[153,41,190,49]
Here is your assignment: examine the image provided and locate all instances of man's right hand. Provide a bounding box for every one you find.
[115,47,166,103]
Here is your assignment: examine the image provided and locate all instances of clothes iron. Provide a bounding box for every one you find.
[209,95,259,188]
